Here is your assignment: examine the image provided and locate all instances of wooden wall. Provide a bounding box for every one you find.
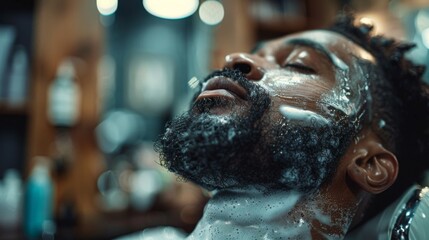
[27,0,105,219]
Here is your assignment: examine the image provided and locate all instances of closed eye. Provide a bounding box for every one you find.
[283,63,316,74]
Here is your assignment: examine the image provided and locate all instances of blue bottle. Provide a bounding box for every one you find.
[24,157,54,239]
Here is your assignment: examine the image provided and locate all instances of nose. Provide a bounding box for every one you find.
[224,53,264,80]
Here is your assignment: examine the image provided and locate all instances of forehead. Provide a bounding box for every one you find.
[259,30,375,64]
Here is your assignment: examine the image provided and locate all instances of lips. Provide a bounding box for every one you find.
[197,76,248,101]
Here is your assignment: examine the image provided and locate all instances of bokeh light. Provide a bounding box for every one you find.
[96,0,118,16]
[199,0,224,25]
[415,10,429,32]
[422,28,429,49]
[143,0,198,19]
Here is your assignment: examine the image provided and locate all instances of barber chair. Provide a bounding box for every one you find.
[345,185,429,240]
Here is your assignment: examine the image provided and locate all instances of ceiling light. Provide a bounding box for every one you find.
[143,0,199,19]
[199,0,224,25]
[96,0,118,16]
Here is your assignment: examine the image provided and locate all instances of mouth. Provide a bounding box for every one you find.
[196,76,248,101]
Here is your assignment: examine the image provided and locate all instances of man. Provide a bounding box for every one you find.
[155,15,429,239]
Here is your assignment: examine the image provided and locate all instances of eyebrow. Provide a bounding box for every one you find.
[285,39,349,71]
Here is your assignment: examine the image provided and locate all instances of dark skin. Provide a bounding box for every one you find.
[195,30,398,238]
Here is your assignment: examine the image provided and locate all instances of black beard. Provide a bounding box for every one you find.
[269,120,355,191]
[155,69,356,192]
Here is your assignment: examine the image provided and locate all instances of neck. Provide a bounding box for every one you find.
[187,186,357,240]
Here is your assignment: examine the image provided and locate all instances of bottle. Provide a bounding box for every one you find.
[24,157,54,239]
[0,169,22,228]
[7,46,29,106]
[47,59,80,127]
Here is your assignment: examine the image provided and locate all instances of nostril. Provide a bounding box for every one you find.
[233,63,252,74]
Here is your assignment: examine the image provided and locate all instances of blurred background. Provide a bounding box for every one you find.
[1,0,429,239]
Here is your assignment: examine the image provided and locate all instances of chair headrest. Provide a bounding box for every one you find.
[345,185,429,240]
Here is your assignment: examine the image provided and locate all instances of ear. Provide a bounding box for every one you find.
[346,131,398,194]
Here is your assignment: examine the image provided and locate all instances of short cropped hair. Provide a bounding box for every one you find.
[329,14,429,220]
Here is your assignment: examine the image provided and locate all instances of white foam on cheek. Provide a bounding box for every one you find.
[261,70,331,95]
[186,188,314,240]
[279,105,330,126]
[265,72,307,89]
[320,60,371,121]
[321,82,354,117]
[319,61,355,117]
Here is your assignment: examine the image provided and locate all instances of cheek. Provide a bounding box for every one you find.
[257,72,334,107]
[274,86,327,103]
[255,70,340,123]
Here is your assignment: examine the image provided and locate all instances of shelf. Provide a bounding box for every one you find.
[0,102,28,116]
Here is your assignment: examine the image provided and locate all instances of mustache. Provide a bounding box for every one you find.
[203,68,248,82]
[189,68,271,118]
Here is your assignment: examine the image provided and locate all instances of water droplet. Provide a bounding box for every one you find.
[187,76,200,89]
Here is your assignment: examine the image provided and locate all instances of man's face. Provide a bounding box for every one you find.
[155,30,375,192]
